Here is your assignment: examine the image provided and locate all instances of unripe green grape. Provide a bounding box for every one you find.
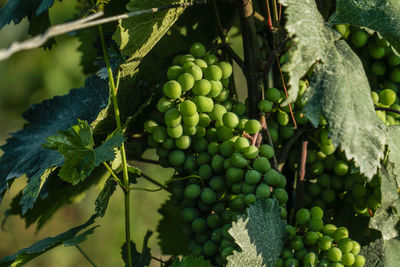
[245,119,262,134]
[192,79,212,96]
[379,89,397,105]
[153,126,167,143]
[189,242,202,256]
[282,248,294,259]
[182,61,195,70]
[244,193,256,205]
[163,80,182,99]
[190,42,206,58]
[279,125,295,139]
[276,258,284,267]
[269,127,279,143]
[327,247,342,262]
[162,138,175,150]
[244,145,259,159]
[208,80,223,98]
[245,170,262,184]
[353,255,366,267]
[226,167,245,183]
[220,140,235,158]
[177,73,194,92]
[172,54,182,65]
[256,183,271,198]
[351,241,361,255]
[294,111,308,124]
[230,195,245,211]
[182,207,199,222]
[277,175,287,188]
[196,114,210,128]
[341,252,355,266]
[284,258,299,267]
[209,104,227,121]
[310,206,323,219]
[277,110,290,126]
[294,248,307,261]
[388,52,400,66]
[214,88,229,102]
[318,259,330,267]
[183,125,197,136]
[333,227,349,242]
[167,125,183,138]
[199,164,213,180]
[258,144,274,159]
[335,24,349,38]
[321,142,336,155]
[204,54,219,65]
[368,43,386,59]
[157,97,174,113]
[175,135,191,149]
[290,236,304,251]
[242,182,256,194]
[206,142,219,156]
[286,225,296,238]
[194,96,214,113]
[211,155,224,172]
[230,152,248,168]
[258,99,273,113]
[221,246,235,259]
[266,87,281,103]
[165,108,181,127]
[304,231,319,245]
[318,235,333,251]
[333,160,349,176]
[232,102,247,116]
[303,252,318,265]
[202,240,218,256]
[192,217,207,233]
[235,137,250,153]
[144,120,158,133]
[273,188,288,204]
[337,238,353,254]
[231,183,242,194]
[308,183,322,197]
[321,188,335,204]
[156,146,169,158]
[221,112,238,129]
[309,218,324,231]
[193,138,208,153]
[264,169,282,186]
[253,157,271,172]
[201,187,217,204]
[317,173,331,188]
[310,160,324,175]
[217,126,234,141]
[180,54,195,65]
[185,65,203,80]
[223,158,232,170]
[352,184,367,198]
[218,61,233,79]
[183,155,197,173]
[351,30,369,47]
[371,92,379,105]
[210,176,226,192]
[182,113,199,127]
[167,65,184,80]
[237,118,248,130]
[204,65,223,81]
[307,150,317,163]
[194,58,208,69]
[367,195,380,210]
[296,208,311,225]
[184,183,201,200]
[179,100,196,116]
[371,61,387,76]
[194,126,206,139]
[168,149,185,166]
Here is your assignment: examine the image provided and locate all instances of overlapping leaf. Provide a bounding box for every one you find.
[113,0,190,76]
[0,215,98,267]
[170,256,212,267]
[279,0,387,179]
[330,0,400,55]
[95,178,117,217]
[0,0,55,29]
[0,76,109,213]
[121,231,152,267]
[226,199,286,267]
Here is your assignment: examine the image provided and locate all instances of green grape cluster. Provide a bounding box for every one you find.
[371,89,400,125]
[143,42,289,265]
[277,207,366,267]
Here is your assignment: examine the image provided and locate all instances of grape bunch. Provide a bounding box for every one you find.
[278,207,366,267]
[143,42,289,265]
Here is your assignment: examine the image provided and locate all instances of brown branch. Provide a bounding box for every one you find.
[277,128,307,172]
[238,0,264,118]
[375,106,400,115]
[295,140,308,211]
[260,114,279,171]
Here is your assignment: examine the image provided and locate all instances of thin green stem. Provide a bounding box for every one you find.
[98,25,132,267]
[75,245,98,267]
[102,162,126,191]
[271,0,279,25]
[129,186,163,192]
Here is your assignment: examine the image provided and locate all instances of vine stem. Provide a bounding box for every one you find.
[75,245,98,267]
[295,140,308,211]
[102,162,126,192]
[375,106,400,115]
[98,25,132,267]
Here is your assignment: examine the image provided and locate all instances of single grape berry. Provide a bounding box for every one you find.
[296,208,311,225]
[167,65,184,80]
[350,30,369,47]
[204,65,223,81]
[222,112,239,128]
[245,119,262,134]
[379,89,397,106]
[318,236,333,251]
[327,247,342,262]
[184,184,201,199]
[258,99,273,113]
[218,61,233,79]
[163,80,182,99]
[178,73,195,92]
[192,79,212,96]
[265,87,281,102]
[190,43,206,58]
[180,100,197,116]
[201,187,217,204]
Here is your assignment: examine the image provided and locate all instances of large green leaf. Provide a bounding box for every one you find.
[0,215,98,267]
[156,200,189,255]
[43,120,124,184]
[0,76,109,213]
[169,256,212,267]
[121,231,152,267]
[360,238,384,267]
[384,237,400,267]
[226,199,286,267]
[279,0,387,179]
[330,0,400,55]
[113,0,190,77]
[0,0,55,29]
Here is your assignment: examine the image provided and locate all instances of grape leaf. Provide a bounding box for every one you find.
[121,231,152,267]
[112,0,190,76]
[0,76,109,214]
[156,200,189,255]
[279,0,387,179]
[95,178,117,217]
[169,256,213,267]
[226,199,286,267]
[329,0,400,55]
[370,126,400,240]
[0,215,98,267]
[384,237,400,267]
[3,165,109,230]
[360,238,384,267]
[0,0,56,29]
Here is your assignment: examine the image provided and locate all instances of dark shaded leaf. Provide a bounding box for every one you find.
[169,256,213,267]
[121,230,152,267]
[226,199,286,267]
[360,238,384,267]
[0,76,109,213]
[0,215,98,267]
[28,10,55,49]
[95,178,117,217]
[156,200,189,255]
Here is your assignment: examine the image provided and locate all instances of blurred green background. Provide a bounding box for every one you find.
[0,1,246,266]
